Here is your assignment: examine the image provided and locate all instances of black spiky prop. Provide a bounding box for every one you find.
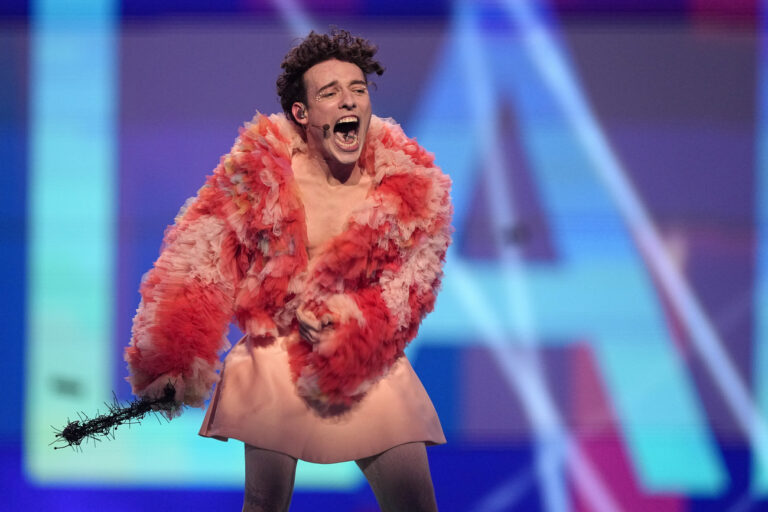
[52,383,178,450]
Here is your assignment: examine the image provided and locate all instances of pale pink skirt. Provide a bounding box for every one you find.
[199,336,446,463]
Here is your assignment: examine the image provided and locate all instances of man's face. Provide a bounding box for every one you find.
[293,59,372,168]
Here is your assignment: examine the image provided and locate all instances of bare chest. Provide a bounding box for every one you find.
[291,155,372,257]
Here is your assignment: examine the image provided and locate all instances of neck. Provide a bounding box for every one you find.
[308,153,360,185]
[327,159,359,184]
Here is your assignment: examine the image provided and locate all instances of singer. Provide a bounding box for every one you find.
[124,29,452,511]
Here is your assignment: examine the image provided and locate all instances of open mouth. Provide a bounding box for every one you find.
[333,116,360,150]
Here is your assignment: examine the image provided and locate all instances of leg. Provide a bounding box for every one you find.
[242,444,297,512]
[356,442,438,512]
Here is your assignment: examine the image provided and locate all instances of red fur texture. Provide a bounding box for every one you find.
[125,113,452,409]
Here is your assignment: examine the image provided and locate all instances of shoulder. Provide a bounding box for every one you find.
[366,116,451,197]
[174,114,301,231]
[210,112,306,192]
[367,116,435,167]
[222,112,304,167]
[234,113,304,155]
[363,117,452,232]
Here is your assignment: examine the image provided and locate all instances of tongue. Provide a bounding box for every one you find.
[335,129,357,144]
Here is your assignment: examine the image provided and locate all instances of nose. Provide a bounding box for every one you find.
[340,89,356,110]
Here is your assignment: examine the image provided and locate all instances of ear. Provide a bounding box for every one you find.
[292,102,308,126]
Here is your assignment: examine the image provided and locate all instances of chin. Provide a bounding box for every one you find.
[331,149,363,166]
[324,138,365,167]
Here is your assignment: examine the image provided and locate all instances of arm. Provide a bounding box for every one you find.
[124,172,246,413]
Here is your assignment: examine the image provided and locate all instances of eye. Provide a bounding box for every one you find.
[318,90,337,99]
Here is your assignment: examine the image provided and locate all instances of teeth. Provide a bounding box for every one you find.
[337,116,358,124]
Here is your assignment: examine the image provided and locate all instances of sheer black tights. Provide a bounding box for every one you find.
[242,442,437,512]
[243,445,297,512]
[356,441,438,512]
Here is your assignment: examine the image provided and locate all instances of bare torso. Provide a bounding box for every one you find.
[291,151,373,258]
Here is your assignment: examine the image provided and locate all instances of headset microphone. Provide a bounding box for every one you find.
[311,123,331,138]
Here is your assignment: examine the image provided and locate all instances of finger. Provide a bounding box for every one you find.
[299,325,317,344]
[299,319,320,333]
[296,308,322,331]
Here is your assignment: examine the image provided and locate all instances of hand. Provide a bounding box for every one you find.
[296,307,326,344]
[299,322,321,344]
[141,375,184,418]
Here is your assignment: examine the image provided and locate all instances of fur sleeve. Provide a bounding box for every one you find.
[124,170,247,410]
[289,161,453,408]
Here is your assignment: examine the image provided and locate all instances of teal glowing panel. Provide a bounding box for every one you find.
[26,0,118,483]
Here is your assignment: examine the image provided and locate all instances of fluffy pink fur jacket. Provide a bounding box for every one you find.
[125,113,452,411]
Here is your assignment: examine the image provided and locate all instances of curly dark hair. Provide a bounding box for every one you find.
[277,29,385,125]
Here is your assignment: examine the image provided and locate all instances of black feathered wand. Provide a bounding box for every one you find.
[52,383,179,450]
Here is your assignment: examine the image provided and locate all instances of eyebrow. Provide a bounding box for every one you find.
[317,80,339,93]
[317,79,368,93]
